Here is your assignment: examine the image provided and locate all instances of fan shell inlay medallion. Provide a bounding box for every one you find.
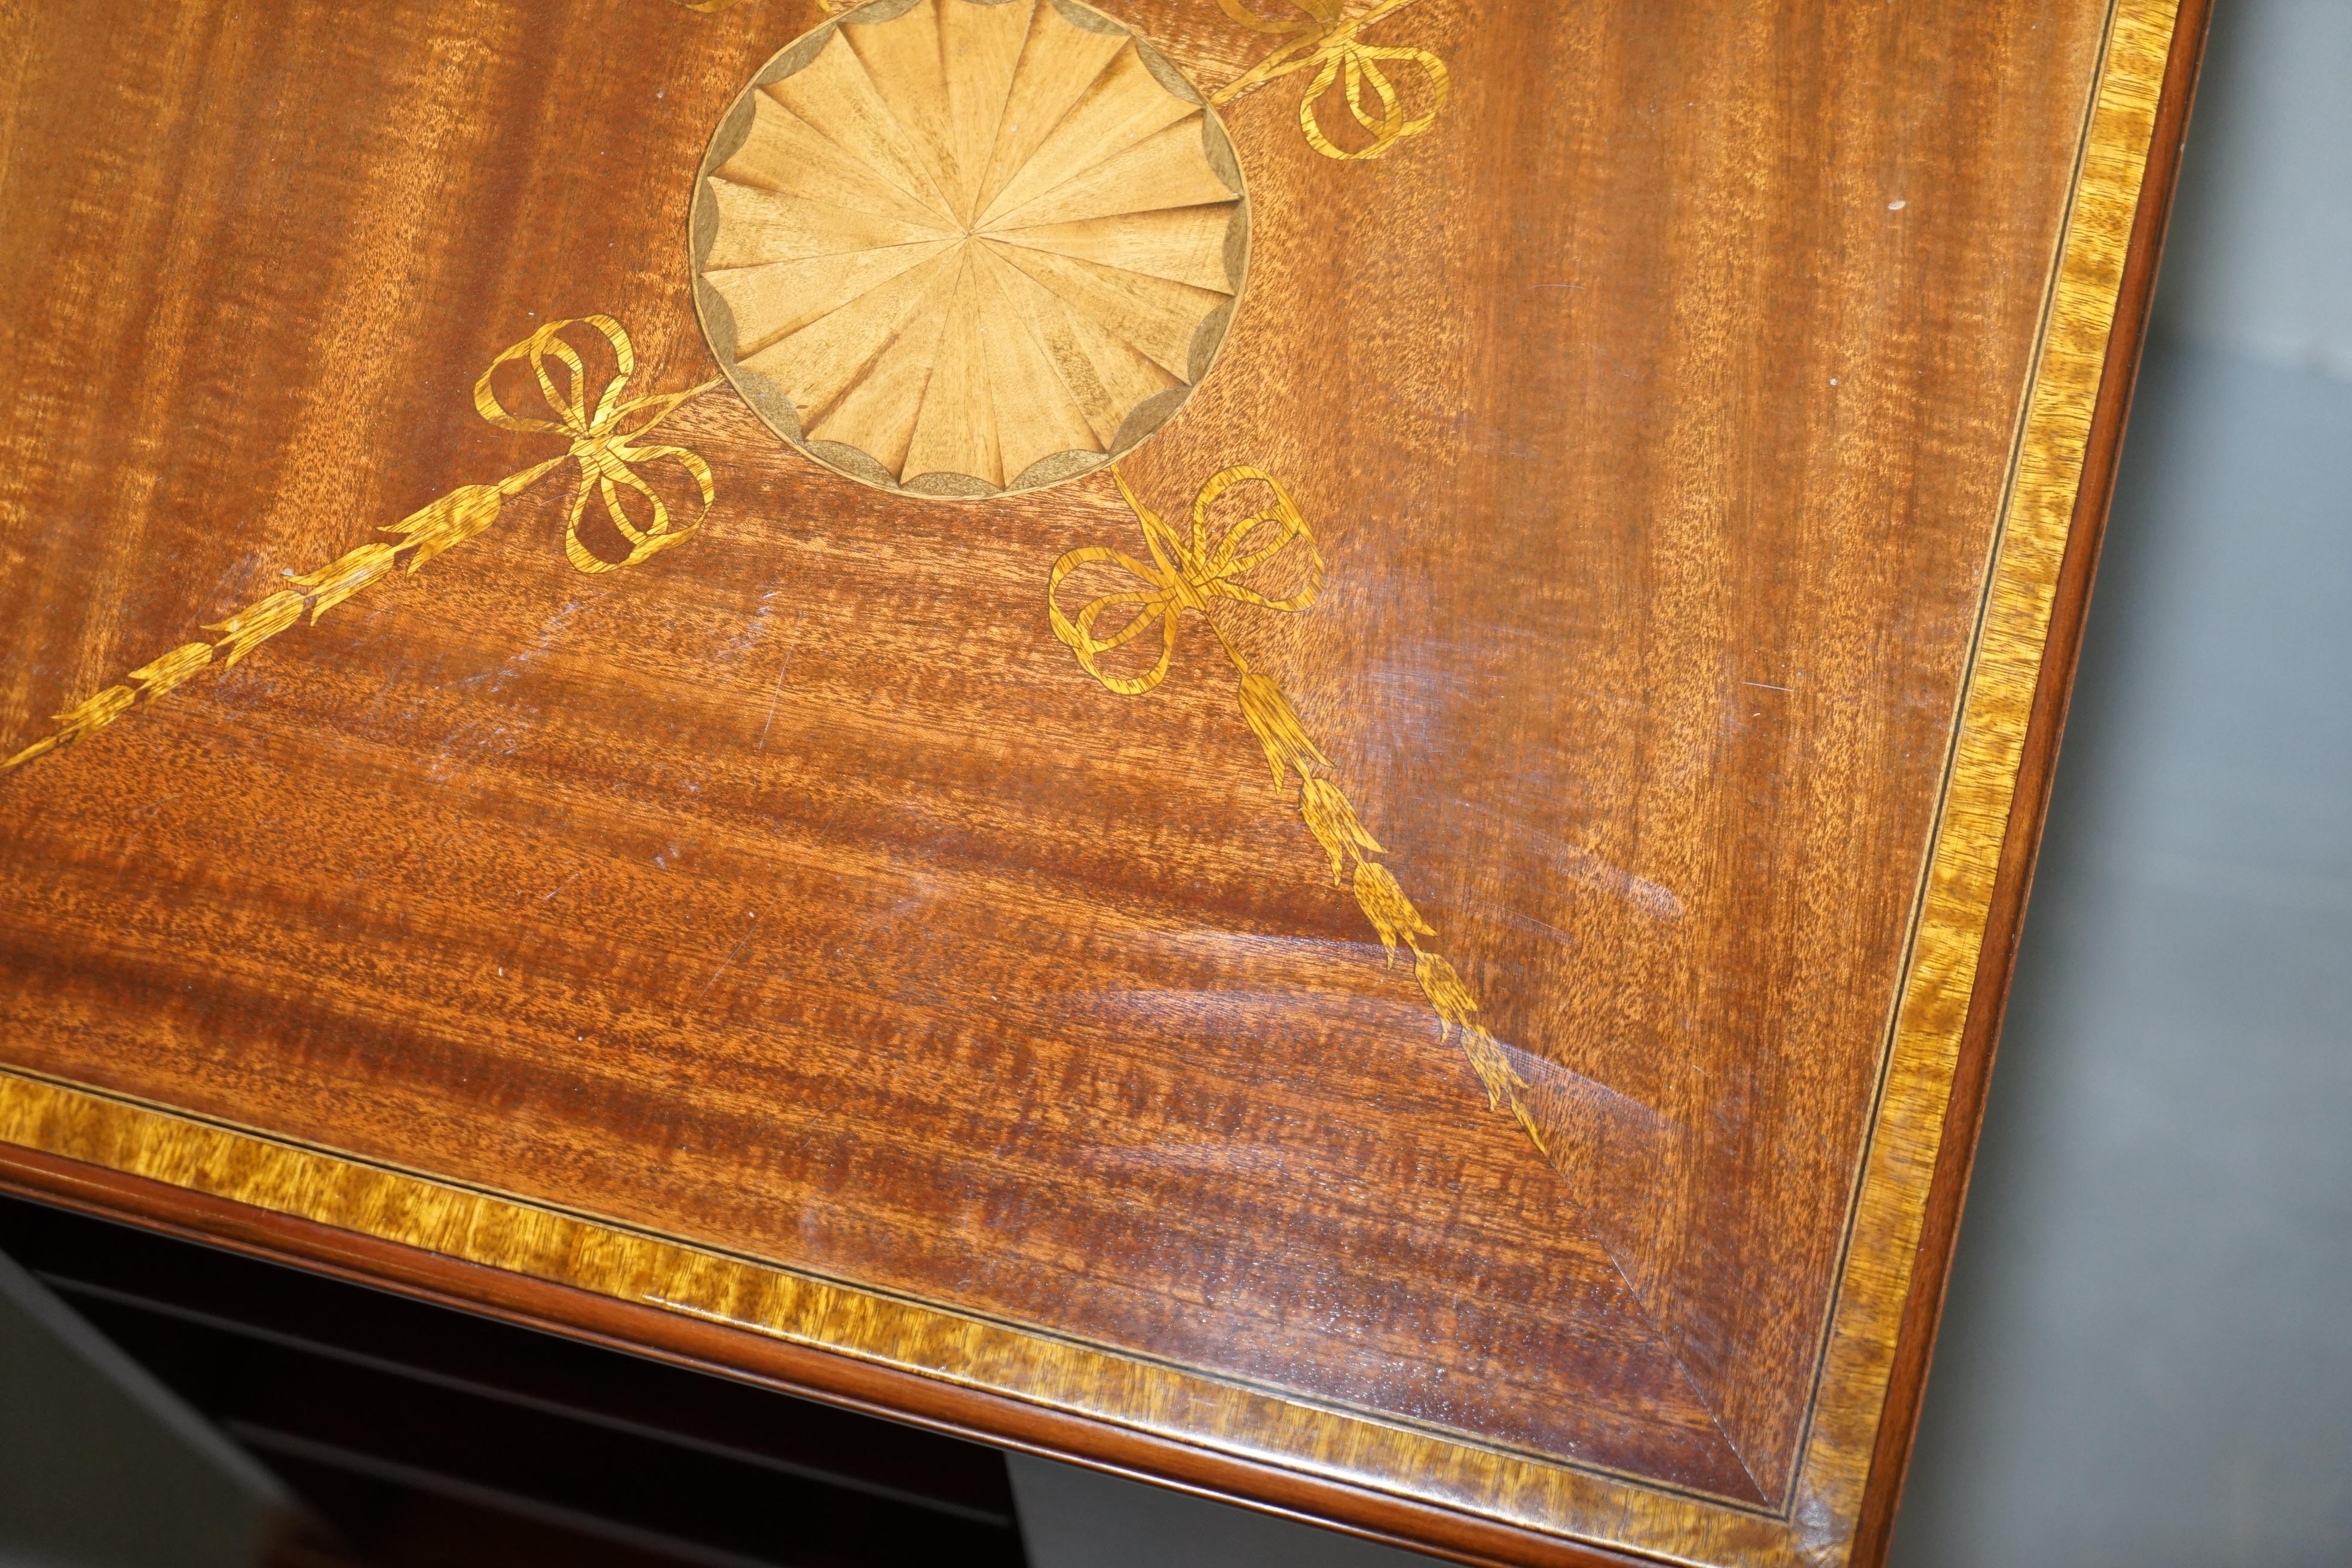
[691,0,1251,499]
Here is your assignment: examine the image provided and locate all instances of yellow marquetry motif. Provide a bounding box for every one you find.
[676,0,1458,164]
[1049,466,1322,696]
[127,644,215,700]
[386,484,512,571]
[0,316,718,779]
[54,687,137,745]
[1211,0,1450,161]
[473,316,722,575]
[1049,464,1546,1160]
[291,544,400,621]
[205,592,307,666]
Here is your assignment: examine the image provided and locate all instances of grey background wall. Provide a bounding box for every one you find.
[1886,0,2352,1562]
[1016,1,2352,1562]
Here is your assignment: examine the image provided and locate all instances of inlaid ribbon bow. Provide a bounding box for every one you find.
[474,315,721,575]
[4,313,722,777]
[1209,0,1451,161]
[1044,461,1550,1160]
[1049,466,1324,696]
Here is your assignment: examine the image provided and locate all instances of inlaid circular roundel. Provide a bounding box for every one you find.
[690,0,1250,500]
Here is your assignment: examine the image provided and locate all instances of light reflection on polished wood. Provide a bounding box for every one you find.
[1048,463,1558,1161]
[694,0,1245,497]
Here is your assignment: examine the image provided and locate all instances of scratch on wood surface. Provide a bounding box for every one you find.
[688,911,761,1012]
[755,601,810,755]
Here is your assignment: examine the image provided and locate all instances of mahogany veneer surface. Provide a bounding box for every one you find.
[0,1,2202,1564]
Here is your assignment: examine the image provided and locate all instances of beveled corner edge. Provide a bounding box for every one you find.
[1781,0,2201,1560]
[0,1,2193,1564]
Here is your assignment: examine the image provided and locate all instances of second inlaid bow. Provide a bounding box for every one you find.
[1209,0,1451,161]
[1046,463,1549,1159]
[1049,465,1324,696]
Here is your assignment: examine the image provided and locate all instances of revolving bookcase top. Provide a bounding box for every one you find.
[0,1,2209,1565]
